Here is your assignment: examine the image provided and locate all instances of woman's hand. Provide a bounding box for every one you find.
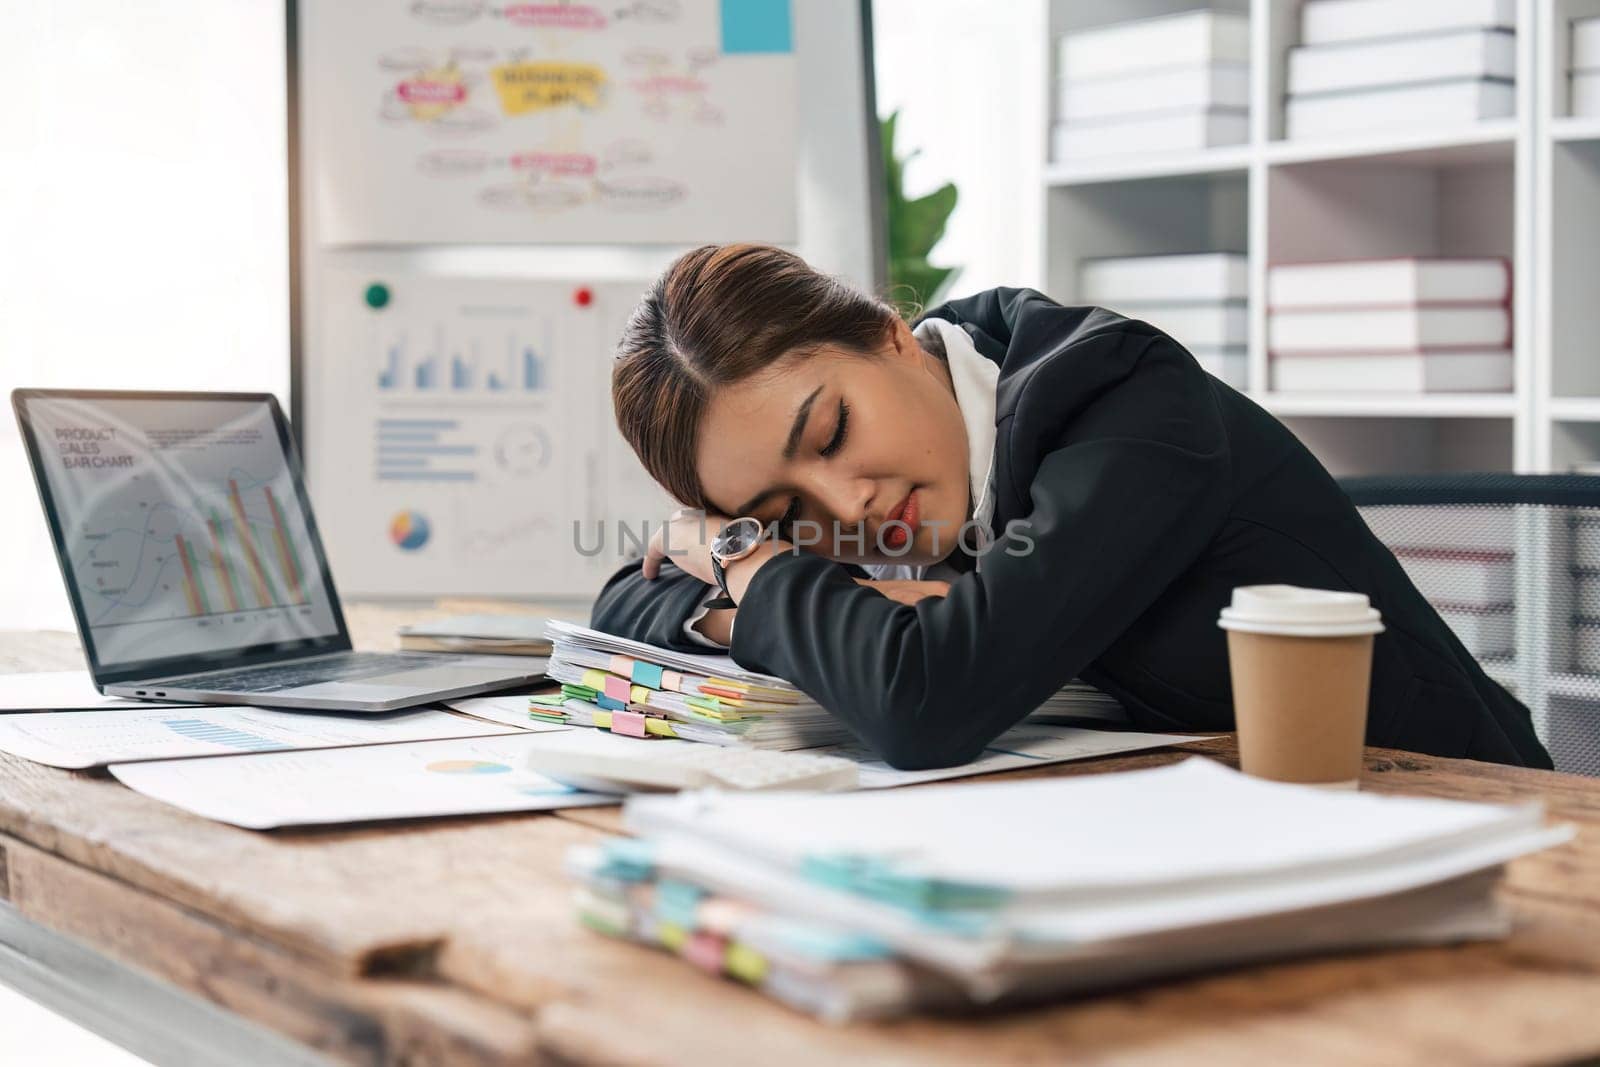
[855,578,950,605]
[641,509,728,586]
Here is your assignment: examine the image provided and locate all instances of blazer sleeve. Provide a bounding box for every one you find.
[727,332,1233,769]
[590,560,726,653]
[590,557,878,653]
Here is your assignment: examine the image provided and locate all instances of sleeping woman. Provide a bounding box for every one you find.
[591,243,1551,772]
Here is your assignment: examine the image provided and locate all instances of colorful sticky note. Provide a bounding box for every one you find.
[611,708,648,737]
[720,0,792,54]
[603,675,632,702]
[631,661,665,689]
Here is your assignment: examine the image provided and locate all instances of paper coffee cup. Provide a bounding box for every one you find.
[1218,585,1384,789]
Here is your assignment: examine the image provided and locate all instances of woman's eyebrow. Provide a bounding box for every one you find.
[782,385,824,461]
[727,386,824,515]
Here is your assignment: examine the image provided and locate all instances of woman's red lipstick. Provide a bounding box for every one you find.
[883,490,919,549]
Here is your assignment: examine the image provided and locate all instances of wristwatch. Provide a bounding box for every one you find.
[705,516,767,609]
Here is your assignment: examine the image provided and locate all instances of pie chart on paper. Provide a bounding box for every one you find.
[389,510,431,551]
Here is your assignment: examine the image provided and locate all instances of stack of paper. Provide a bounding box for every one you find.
[540,621,1136,750]
[1080,253,1248,388]
[568,759,1570,1021]
[1572,15,1600,116]
[1268,259,1514,393]
[1052,10,1249,163]
[1286,0,1517,140]
[541,620,853,750]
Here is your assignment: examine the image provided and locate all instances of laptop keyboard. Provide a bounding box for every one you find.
[165,652,442,693]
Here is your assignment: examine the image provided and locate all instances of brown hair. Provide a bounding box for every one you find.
[612,243,899,509]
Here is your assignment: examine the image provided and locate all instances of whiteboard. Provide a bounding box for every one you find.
[291,0,882,599]
[301,0,799,245]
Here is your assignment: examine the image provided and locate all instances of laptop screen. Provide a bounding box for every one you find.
[15,392,345,675]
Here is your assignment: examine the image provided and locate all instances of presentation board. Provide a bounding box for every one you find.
[301,0,799,245]
[290,0,881,599]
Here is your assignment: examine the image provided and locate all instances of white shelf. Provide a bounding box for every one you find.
[1550,397,1600,422]
[1044,144,1252,186]
[1262,122,1519,168]
[1259,394,1520,419]
[1551,115,1600,143]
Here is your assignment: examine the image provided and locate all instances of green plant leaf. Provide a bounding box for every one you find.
[880,112,961,317]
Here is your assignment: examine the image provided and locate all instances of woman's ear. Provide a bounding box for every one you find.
[886,315,920,363]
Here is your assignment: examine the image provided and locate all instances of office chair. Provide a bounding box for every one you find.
[1342,473,1600,777]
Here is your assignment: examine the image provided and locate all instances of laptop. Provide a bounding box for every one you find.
[12,389,548,712]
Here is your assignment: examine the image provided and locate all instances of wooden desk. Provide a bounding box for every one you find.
[3,606,1600,1066]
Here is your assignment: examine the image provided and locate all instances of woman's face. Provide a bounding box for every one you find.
[695,317,971,566]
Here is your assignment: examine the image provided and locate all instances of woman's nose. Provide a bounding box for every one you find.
[808,473,875,528]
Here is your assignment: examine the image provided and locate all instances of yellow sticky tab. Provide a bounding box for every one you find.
[593,710,612,729]
[491,61,605,115]
[581,668,608,691]
[658,921,688,951]
[725,942,768,985]
[630,683,653,704]
[644,719,678,738]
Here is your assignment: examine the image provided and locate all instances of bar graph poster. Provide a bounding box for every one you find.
[302,0,797,244]
[309,271,673,597]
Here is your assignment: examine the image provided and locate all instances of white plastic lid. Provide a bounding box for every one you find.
[1217,584,1385,638]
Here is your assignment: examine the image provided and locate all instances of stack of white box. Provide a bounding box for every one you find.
[1052,10,1248,163]
[1285,0,1517,141]
[1573,15,1600,117]
[1362,506,1516,665]
[1079,253,1247,389]
[1268,258,1514,394]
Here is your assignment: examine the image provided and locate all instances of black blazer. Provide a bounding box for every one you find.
[592,289,1552,771]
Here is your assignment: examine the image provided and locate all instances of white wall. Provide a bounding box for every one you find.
[1,0,289,631]
[872,0,1046,302]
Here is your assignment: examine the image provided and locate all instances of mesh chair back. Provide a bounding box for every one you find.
[1343,474,1600,778]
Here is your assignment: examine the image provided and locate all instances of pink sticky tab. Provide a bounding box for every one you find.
[611,708,648,738]
[609,654,632,677]
[684,931,726,974]
[603,675,632,702]
[661,670,683,693]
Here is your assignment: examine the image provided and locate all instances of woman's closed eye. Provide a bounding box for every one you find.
[820,399,850,458]
[771,400,849,533]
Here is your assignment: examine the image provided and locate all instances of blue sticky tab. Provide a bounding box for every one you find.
[655,879,705,928]
[599,838,656,882]
[632,661,665,689]
[720,0,792,54]
[595,693,625,711]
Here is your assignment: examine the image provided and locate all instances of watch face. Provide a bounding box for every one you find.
[713,516,766,561]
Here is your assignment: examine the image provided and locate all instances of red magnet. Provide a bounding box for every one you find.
[573,286,593,307]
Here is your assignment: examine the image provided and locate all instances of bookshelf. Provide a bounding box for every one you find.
[1041,0,1600,767]
[1038,0,1584,478]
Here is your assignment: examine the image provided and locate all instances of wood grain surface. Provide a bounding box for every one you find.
[0,605,1597,1065]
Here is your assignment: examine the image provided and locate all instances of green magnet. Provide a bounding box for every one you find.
[364,283,391,309]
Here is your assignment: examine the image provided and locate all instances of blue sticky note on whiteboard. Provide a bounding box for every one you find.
[720,0,792,54]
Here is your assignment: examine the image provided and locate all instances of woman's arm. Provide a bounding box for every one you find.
[724,332,1232,770]
[587,547,921,650]
[590,559,730,652]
